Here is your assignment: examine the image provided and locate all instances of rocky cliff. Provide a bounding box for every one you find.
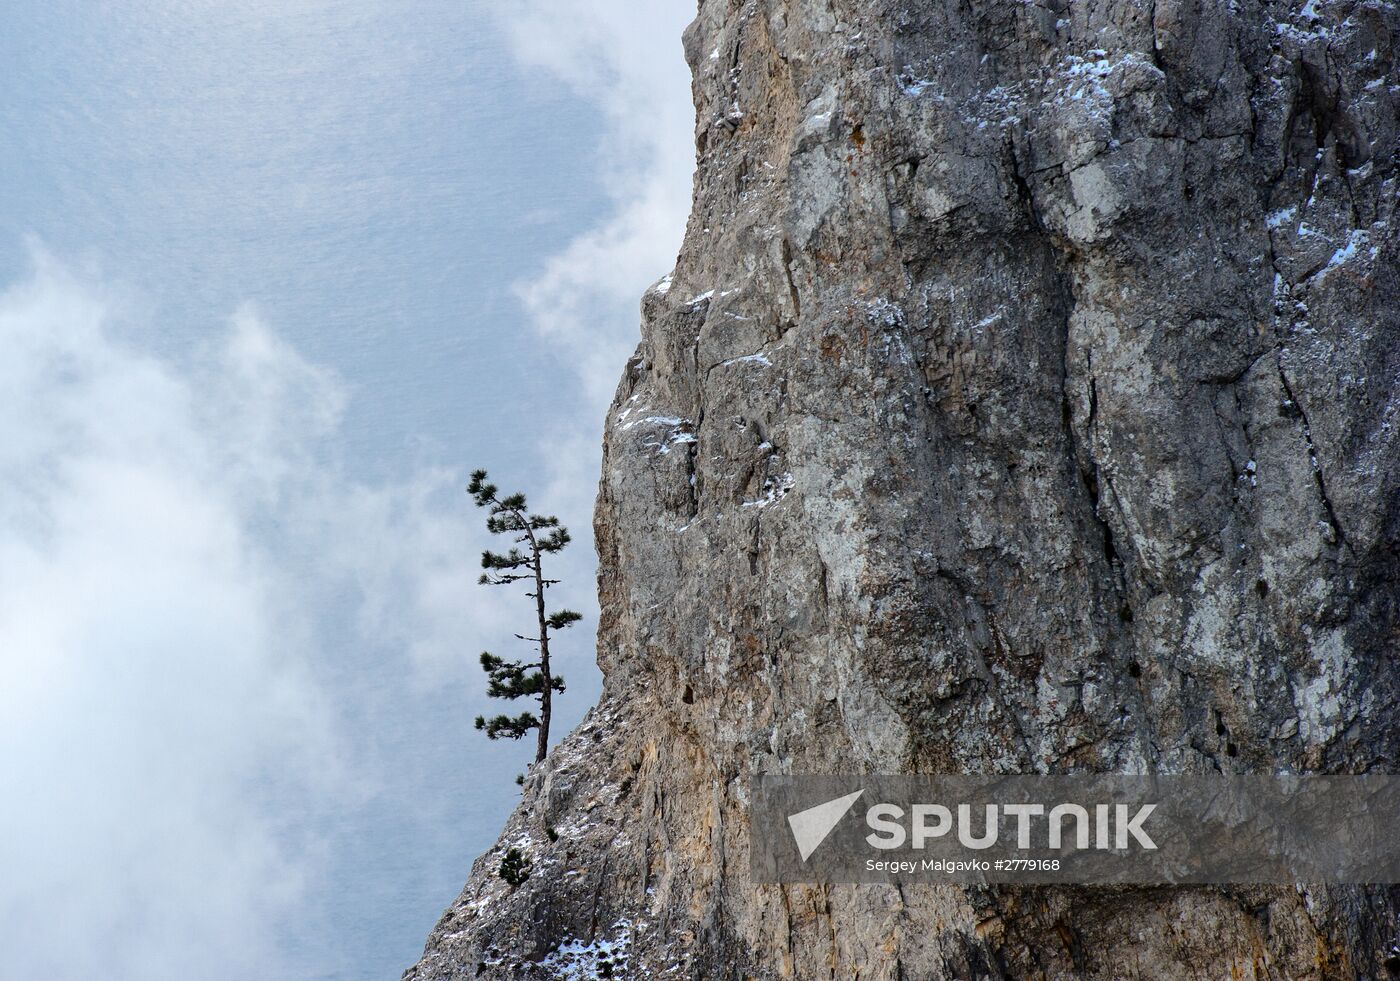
[406,0,1400,977]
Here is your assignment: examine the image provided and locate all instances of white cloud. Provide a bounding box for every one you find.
[493,1,697,631]
[0,251,500,980]
[495,0,695,409]
[0,7,700,977]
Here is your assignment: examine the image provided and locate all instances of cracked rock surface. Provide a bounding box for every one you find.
[406,0,1400,977]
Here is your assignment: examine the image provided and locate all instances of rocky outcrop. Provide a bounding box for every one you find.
[406,0,1400,977]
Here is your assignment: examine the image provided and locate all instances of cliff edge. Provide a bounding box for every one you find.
[407,1,1400,977]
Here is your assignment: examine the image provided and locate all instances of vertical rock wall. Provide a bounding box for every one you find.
[407,1,1400,977]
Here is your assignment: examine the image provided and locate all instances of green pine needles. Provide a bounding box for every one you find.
[468,469,581,765]
[498,847,532,887]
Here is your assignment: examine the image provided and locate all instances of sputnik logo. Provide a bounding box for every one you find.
[787,790,864,861]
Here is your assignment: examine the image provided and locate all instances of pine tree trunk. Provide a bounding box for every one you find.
[531,547,550,765]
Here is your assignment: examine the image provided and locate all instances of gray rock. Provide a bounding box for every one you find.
[405,0,1400,977]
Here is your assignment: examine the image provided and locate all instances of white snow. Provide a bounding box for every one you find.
[620,414,684,431]
[540,919,632,981]
[655,431,697,456]
[1275,20,1333,44]
[1241,459,1258,488]
[741,471,795,508]
[1316,229,1368,277]
[720,352,772,367]
[1266,205,1297,230]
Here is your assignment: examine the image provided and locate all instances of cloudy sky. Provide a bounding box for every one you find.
[0,2,694,978]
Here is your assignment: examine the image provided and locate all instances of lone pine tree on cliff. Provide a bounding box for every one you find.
[468,469,581,765]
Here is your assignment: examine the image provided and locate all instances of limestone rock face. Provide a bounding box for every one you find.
[406,1,1400,977]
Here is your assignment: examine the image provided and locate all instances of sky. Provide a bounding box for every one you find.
[0,2,694,978]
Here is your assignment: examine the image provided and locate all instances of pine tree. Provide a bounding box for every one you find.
[498,847,532,887]
[467,469,582,765]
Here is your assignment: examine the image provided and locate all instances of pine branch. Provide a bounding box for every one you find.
[474,712,539,740]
